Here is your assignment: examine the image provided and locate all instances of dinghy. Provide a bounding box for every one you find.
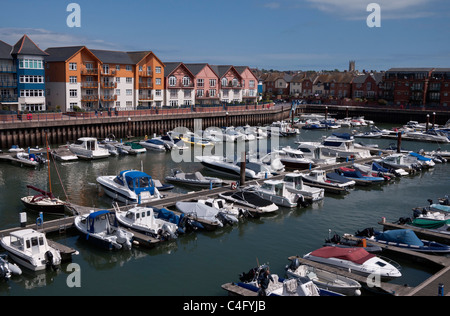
[165,169,223,187]
[218,189,279,214]
[21,185,67,214]
[74,210,134,250]
[0,254,22,280]
[176,201,232,230]
[300,170,354,194]
[286,257,362,296]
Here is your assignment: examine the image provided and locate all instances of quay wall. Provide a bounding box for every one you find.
[0,104,290,148]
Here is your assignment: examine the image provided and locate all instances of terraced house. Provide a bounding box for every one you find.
[45,46,165,112]
[0,35,47,112]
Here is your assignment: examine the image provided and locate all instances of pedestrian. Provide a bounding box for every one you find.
[257,267,273,296]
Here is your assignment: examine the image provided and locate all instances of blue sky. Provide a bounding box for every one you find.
[1,0,449,71]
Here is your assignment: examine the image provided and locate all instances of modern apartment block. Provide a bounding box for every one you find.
[0,35,47,112]
[45,46,165,112]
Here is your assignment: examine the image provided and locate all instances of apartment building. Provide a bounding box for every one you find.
[428,69,450,107]
[210,65,243,103]
[0,35,47,112]
[234,66,258,103]
[164,62,195,107]
[351,72,384,99]
[45,46,165,111]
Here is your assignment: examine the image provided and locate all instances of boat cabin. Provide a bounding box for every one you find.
[124,207,156,224]
[283,173,304,190]
[114,170,156,194]
[260,180,288,197]
[73,137,100,151]
[9,229,50,255]
[81,210,118,234]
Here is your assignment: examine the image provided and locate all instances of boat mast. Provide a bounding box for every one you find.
[45,131,52,193]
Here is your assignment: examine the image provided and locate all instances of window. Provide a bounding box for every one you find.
[197,79,204,87]
[116,89,120,96]
[155,90,161,97]
[69,76,77,83]
[69,63,77,71]
[126,89,132,96]
[182,76,190,86]
[116,65,120,71]
[19,59,43,69]
[126,78,133,84]
[196,89,204,97]
[155,67,161,74]
[126,65,132,71]
[116,77,120,83]
[20,90,44,97]
[155,78,161,85]
[169,76,177,86]
[69,89,77,97]
[249,80,255,88]
[209,89,216,97]
[221,78,227,86]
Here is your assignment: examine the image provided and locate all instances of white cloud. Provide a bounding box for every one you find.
[0,28,122,50]
[305,0,438,20]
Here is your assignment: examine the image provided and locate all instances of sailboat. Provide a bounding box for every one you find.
[21,132,68,214]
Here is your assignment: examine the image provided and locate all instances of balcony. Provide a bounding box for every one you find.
[0,95,18,102]
[101,82,117,89]
[0,66,16,73]
[81,81,98,88]
[101,69,116,77]
[101,95,117,102]
[81,68,98,75]
[222,82,242,89]
[139,70,152,77]
[139,94,153,101]
[81,95,99,102]
[0,80,17,88]
[167,80,194,88]
[139,82,153,89]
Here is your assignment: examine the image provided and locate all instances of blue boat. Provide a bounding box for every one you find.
[355,228,450,254]
[336,167,385,185]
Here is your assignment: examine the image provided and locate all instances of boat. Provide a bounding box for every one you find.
[0,229,62,271]
[352,162,397,179]
[197,198,244,223]
[408,152,436,168]
[406,130,450,143]
[276,146,316,170]
[234,264,341,296]
[282,172,324,202]
[324,231,382,253]
[355,227,450,254]
[114,204,178,240]
[375,153,422,172]
[139,138,170,151]
[165,169,222,188]
[353,130,383,138]
[222,127,244,142]
[196,155,273,180]
[0,254,22,280]
[286,257,362,296]
[51,146,78,161]
[335,167,385,185]
[218,189,279,214]
[21,185,67,214]
[154,134,188,150]
[303,246,402,279]
[300,170,355,194]
[116,141,147,154]
[295,142,337,165]
[181,133,214,147]
[99,143,118,156]
[302,122,327,130]
[96,170,162,204]
[249,180,306,208]
[75,210,134,250]
[175,201,232,230]
[16,152,46,166]
[69,137,110,159]
[8,145,24,153]
[320,133,372,159]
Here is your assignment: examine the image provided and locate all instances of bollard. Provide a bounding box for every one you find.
[439,283,444,296]
[209,180,212,190]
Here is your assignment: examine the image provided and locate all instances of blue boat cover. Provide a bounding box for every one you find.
[87,210,116,233]
[326,172,352,183]
[156,208,182,225]
[376,229,424,246]
[116,170,155,195]
[332,133,353,140]
[431,204,450,213]
[372,162,389,173]
[409,152,431,161]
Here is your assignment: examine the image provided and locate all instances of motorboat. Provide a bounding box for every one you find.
[222,127,244,142]
[139,138,170,151]
[197,198,243,223]
[74,210,134,250]
[300,170,355,194]
[296,142,337,165]
[69,137,110,159]
[286,258,362,296]
[181,133,214,147]
[352,162,397,179]
[21,185,67,214]
[335,167,385,185]
[115,141,147,154]
[151,179,174,191]
[175,201,231,230]
[408,152,435,168]
[353,130,383,138]
[406,130,450,143]
[234,264,341,296]
[8,145,24,153]
[270,121,299,136]
[99,143,118,156]
[96,170,162,204]
[324,231,382,253]
[196,155,273,180]
[355,227,450,254]
[276,146,316,170]
[165,169,223,187]
[114,205,178,240]
[249,180,306,208]
[282,173,324,202]
[0,254,22,280]
[16,152,46,166]
[302,122,327,130]
[153,133,189,150]
[0,229,62,271]
[303,246,402,280]
[375,153,422,172]
[218,189,279,214]
[320,133,371,159]
[51,146,78,161]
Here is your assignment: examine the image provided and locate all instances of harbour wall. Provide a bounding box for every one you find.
[0,104,290,148]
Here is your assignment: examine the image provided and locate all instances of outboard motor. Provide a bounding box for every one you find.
[239,267,257,283]
[288,258,301,271]
[355,227,374,238]
[45,251,58,271]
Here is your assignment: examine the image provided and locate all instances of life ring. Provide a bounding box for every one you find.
[36,217,43,226]
[231,182,237,190]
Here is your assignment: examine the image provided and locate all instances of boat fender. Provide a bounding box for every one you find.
[231,182,237,190]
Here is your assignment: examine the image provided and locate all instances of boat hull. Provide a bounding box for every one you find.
[21,196,66,214]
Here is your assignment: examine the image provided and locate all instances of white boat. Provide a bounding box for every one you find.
[276,146,316,170]
[99,143,118,156]
[155,134,189,150]
[0,254,22,280]
[175,201,231,229]
[286,258,362,296]
[139,138,170,151]
[222,127,244,142]
[300,170,355,194]
[249,180,305,208]
[375,153,422,172]
[295,142,337,165]
[114,205,178,240]
[0,229,62,271]
[51,146,78,161]
[16,152,46,166]
[406,130,450,143]
[8,145,24,153]
[21,185,67,214]
[353,130,383,138]
[282,173,324,202]
[115,141,147,155]
[74,210,134,250]
[96,170,162,204]
[197,198,242,224]
[321,133,371,159]
[218,189,279,214]
[165,169,223,187]
[69,137,110,159]
[196,155,273,180]
[303,246,402,280]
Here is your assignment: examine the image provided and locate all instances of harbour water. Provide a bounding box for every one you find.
[0,123,449,296]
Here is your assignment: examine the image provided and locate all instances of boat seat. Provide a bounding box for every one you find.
[194,172,206,181]
[283,278,298,294]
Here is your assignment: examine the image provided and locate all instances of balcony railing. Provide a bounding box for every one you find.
[139,94,153,101]
[0,95,18,102]
[0,66,16,73]
[101,82,117,89]
[81,68,98,75]
[167,80,194,88]
[101,95,117,101]
[81,95,99,102]
[139,82,153,89]
[101,69,116,76]
[139,70,153,77]
[81,81,98,88]
[0,80,17,88]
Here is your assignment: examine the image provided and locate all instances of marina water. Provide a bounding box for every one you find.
[0,124,449,296]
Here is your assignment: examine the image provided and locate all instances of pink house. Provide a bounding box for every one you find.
[184,63,220,105]
[235,66,258,103]
[210,65,243,104]
[164,62,195,107]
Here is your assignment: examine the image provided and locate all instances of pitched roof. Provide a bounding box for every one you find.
[127,51,151,64]
[0,40,13,60]
[387,68,434,72]
[44,46,85,62]
[90,49,134,64]
[184,63,212,76]
[11,35,48,56]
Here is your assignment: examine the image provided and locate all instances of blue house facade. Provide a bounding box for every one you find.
[0,35,47,112]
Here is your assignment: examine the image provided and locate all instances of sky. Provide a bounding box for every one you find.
[1,0,449,71]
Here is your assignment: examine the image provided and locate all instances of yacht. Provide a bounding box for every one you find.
[250,180,305,208]
[69,137,110,159]
[0,229,62,271]
[406,130,450,143]
[276,146,316,170]
[295,142,337,165]
[97,170,163,204]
